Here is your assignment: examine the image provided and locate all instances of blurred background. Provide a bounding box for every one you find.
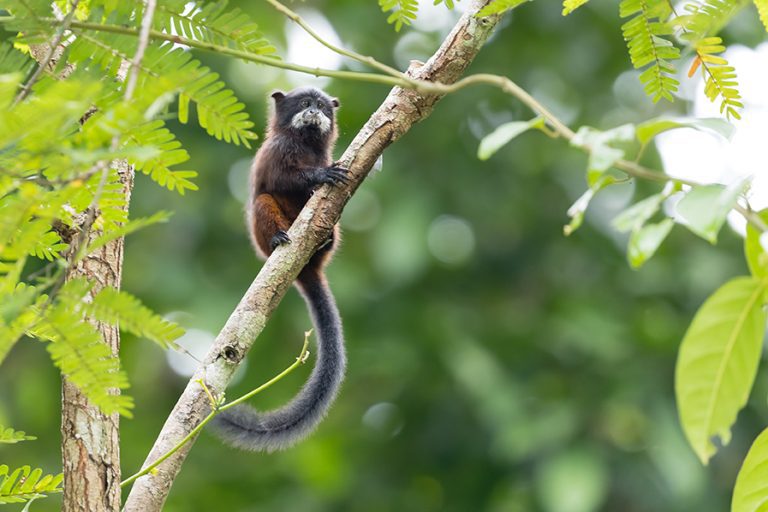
[2,1,768,511]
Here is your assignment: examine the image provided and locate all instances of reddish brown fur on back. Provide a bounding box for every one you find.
[247,87,341,281]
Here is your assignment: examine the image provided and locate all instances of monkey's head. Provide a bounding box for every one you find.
[270,87,340,138]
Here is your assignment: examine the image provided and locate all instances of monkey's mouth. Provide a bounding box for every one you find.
[291,110,331,133]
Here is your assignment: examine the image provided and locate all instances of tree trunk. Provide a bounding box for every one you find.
[61,165,133,512]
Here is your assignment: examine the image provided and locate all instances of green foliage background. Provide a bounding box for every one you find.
[1,1,767,511]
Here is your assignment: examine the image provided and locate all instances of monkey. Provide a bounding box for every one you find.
[210,87,349,453]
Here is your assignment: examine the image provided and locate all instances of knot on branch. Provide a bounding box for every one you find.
[220,345,240,363]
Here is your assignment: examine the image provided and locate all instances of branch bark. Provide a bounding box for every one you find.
[122,2,501,510]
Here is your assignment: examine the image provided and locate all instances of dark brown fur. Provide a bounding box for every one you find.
[211,87,348,452]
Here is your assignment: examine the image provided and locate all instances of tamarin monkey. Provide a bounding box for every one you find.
[212,87,348,452]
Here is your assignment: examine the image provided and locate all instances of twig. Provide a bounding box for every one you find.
[14,0,80,105]
[263,0,403,79]
[25,15,761,233]
[120,333,310,488]
[124,0,157,101]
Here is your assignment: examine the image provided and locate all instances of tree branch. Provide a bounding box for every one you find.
[121,2,501,510]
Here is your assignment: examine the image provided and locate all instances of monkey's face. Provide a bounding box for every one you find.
[271,88,340,136]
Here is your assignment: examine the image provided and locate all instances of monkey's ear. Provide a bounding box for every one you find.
[271,91,286,102]
[331,98,340,108]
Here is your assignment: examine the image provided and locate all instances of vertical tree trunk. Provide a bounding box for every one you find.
[61,165,133,512]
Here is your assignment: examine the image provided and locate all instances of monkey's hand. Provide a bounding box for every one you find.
[269,230,291,250]
[314,166,349,186]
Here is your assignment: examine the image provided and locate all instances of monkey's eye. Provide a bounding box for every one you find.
[300,99,311,108]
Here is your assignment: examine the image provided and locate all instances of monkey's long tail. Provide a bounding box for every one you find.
[210,272,346,452]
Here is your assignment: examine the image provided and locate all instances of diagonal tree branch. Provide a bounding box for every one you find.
[122,1,501,510]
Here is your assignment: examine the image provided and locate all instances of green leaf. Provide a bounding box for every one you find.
[564,175,617,236]
[40,279,134,417]
[0,425,36,444]
[676,182,745,243]
[636,117,735,146]
[675,277,768,464]
[88,211,171,253]
[571,124,636,184]
[0,284,44,365]
[694,36,743,121]
[620,0,680,103]
[0,464,63,505]
[563,0,589,15]
[477,0,531,16]
[152,0,277,55]
[477,117,544,160]
[757,0,768,32]
[379,0,419,31]
[744,209,768,279]
[613,193,665,233]
[85,286,184,349]
[628,218,674,268]
[732,427,768,512]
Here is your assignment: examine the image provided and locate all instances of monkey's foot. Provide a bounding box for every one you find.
[270,230,291,250]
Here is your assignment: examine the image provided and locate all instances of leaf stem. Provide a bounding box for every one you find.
[15,15,763,233]
[263,0,404,79]
[120,333,311,488]
[14,0,80,105]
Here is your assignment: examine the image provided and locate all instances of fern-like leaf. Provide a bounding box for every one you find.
[676,0,743,39]
[0,425,37,444]
[88,211,171,253]
[121,119,198,194]
[40,279,134,417]
[86,286,184,349]
[757,0,768,31]
[620,0,680,102]
[379,0,419,31]
[69,34,257,148]
[0,465,63,505]
[94,168,129,229]
[563,0,590,15]
[675,2,744,120]
[477,0,531,16]
[0,43,34,77]
[0,284,45,364]
[434,0,458,8]
[153,0,276,54]
[695,36,743,119]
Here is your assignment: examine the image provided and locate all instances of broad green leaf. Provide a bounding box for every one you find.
[477,117,544,160]
[732,427,768,512]
[613,193,665,233]
[628,219,674,268]
[676,277,768,464]
[571,124,636,185]
[744,209,768,279]
[636,117,735,146]
[676,182,745,243]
